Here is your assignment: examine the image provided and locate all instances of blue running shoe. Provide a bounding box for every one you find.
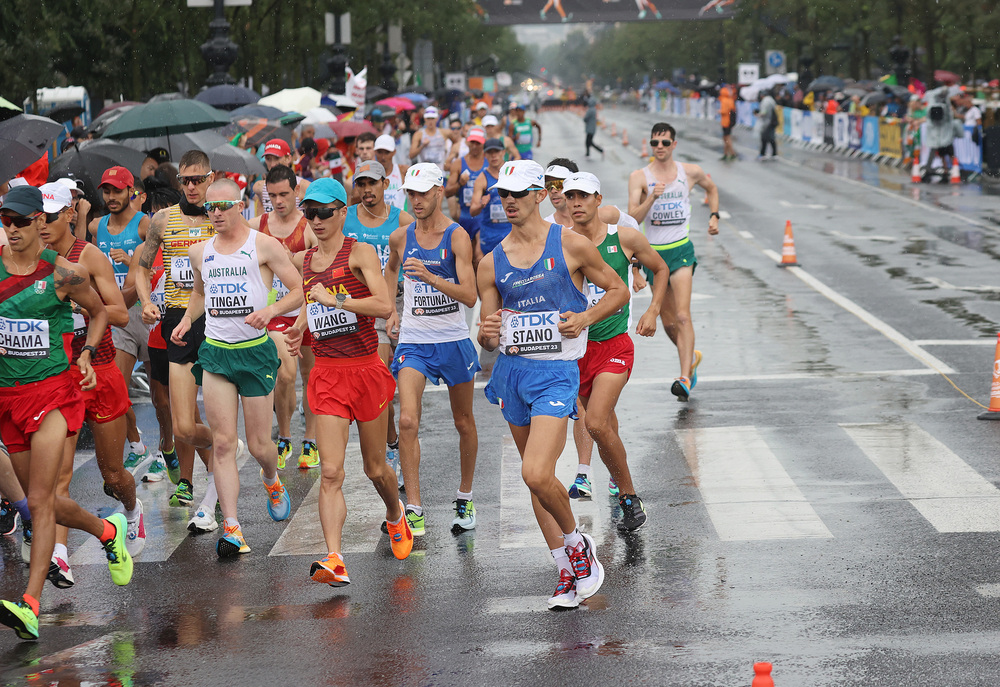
[690,350,702,389]
[568,474,593,499]
[608,477,619,497]
[261,469,291,521]
[671,376,691,402]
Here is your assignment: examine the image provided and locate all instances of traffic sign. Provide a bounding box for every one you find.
[445,72,467,91]
[738,63,760,84]
[766,50,786,75]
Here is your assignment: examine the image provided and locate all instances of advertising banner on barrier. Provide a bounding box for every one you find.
[736,101,755,128]
[861,116,880,154]
[790,108,803,141]
[879,119,903,158]
[775,106,784,133]
[824,114,835,146]
[849,115,862,149]
[832,113,850,148]
[814,113,825,143]
[783,107,793,138]
[801,111,812,142]
[955,125,983,172]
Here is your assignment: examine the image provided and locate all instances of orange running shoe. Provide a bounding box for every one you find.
[310,552,350,587]
[385,500,413,560]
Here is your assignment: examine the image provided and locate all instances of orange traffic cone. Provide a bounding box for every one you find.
[752,662,775,687]
[621,129,629,146]
[640,138,648,156]
[978,333,1000,420]
[911,158,922,183]
[777,220,799,267]
[950,157,961,184]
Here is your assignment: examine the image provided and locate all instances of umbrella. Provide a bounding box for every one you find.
[207,143,265,176]
[0,114,63,184]
[89,105,139,138]
[118,129,230,161]
[330,119,377,139]
[934,70,961,86]
[258,87,322,113]
[883,84,912,99]
[365,85,390,103]
[806,75,845,93]
[148,92,187,103]
[0,96,22,123]
[46,105,85,124]
[103,100,230,140]
[47,139,147,200]
[397,92,429,104]
[230,104,286,119]
[860,92,888,108]
[195,85,260,111]
[843,87,869,98]
[97,100,142,117]
[323,94,358,110]
[223,117,293,148]
[377,97,415,111]
[303,107,339,124]
[367,106,395,119]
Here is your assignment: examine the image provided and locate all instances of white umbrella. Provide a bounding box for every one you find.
[740,74,794,101]
[325,94,358,110]
[258,87,322,114]
[302,107,338,124]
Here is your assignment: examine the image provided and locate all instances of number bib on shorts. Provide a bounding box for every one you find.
[307,302,359,339]
[0,316,51,358]
[500,309,562,356]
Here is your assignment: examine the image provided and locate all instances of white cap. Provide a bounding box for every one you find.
[481,114,499,127]
[55,177,84,196]
[424,106,439,119]
[39,182,73,212]
[544,165,573,180]
[374,134,396,152]
[490,160,545,193]
[562,172,601,195]
[475,101,488,110]
[402,163,444,192]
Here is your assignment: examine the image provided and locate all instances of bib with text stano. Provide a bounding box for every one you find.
[207,280,253,318]
[499,309,561,356]
[586,283,623,315]
[306,301,358,340]
[410,279,459,317]
[0,316,50,358]
[490,203,507,223]
[171,256,195,289]
[649,190,687,227]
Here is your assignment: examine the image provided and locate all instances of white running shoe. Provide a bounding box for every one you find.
[187,505,218,533]
[125,499,146,557]
[47,554,75,589]
[142,454,167,482]
[566,533,604,599]
[547,568,579,610]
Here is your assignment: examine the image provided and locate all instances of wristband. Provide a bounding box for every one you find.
[82,345,98,356]
[710,212,721,219]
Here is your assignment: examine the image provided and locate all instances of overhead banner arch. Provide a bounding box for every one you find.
[479,0,736,25]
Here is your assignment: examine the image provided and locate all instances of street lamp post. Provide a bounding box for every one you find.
[200,0,238,86]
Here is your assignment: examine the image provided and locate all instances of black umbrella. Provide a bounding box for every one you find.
[103,100,230,140]
[0,114,63,184]
[118,129,230,161]
[48,139,147,201]
[883,84,912,100]
[195,85,261,111]
[222,117,294,148]
[230,104,286,119]
[861,92,887,108]
[89,104,139,138]
[806,75,846,93]
[208,143,265,176]
[365,85,390,103]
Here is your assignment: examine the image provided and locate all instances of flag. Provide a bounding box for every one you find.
[543,258,555,270]
[607,245,618,253]
[440,249,449,259]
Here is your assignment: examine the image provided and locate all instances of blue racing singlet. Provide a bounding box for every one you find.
[492,224,588,361]
[344,204,401,275]
[96,212,143,288]
[479,169,512,254]
[459,156,485,223]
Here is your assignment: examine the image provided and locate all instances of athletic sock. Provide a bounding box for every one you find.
[123,505,139,521]
[262,471,278,487]
[53,543,68,560]
[563,528,584,550]
[201,473,218,508]
[22,594,38,616]
[577,464,592,477]
[457,490,473,501]
[387,511,404,526]
[550,546,571,573]
[12,498,30,521]
[99,519,117,543]
[129,440,146,455]
[223,517,240,530]
[406,504,423,516]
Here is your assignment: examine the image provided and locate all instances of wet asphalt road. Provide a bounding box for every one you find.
[4,107,1000,685]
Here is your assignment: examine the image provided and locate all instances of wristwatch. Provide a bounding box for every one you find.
[335,292,347,310]
[710,212,721,220]
[82,345,98,357]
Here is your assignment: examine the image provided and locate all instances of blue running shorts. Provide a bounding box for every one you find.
[484,354,579,427]
[391,339,481,386]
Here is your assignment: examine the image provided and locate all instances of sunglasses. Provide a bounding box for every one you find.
[204,200,239,213]
[45,209,68,223]
[303,206,342,221]
[497,188,540,199]
[1,213,42,228]
[177,174,212,186]
[650,140,674,147]
[545,180,564,192]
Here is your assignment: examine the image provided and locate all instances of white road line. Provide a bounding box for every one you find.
[914,339,997,347]
[738,230,754,239]
[924,277,1000,293]
[842,422,1000,533]
[829,230,897,242]
[976,583,1000,598]
[677,426,832,541]
[779,200,829,209]
[765,250,956,374]
[719,210,732,220]
[270,441,384,556]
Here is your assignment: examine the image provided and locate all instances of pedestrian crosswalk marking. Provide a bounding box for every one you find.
[270,442,384,556]
[842,422,1000,532]
[677,426,833,541]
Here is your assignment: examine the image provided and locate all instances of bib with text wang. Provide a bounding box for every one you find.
[207,280,253,318]
[307,301,358,340]
[500,309,561,356]
[410,279,459,317]
[0,316,50,358]
[171,256,194,289]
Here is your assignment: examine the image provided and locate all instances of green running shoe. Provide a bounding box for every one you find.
[405,507,425,537]
[163,448,180,485]
[0,599,38,640]
[102,513,133,586]
[298,440,320,469]
[169,479,194,507]
[142,457,167,483]
[276,437,292,470]
[123,446,149,473]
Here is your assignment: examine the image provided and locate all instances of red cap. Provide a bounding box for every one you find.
[467,128,486,144]
[264,138,291,157]
[316,138,330,157]
[100,166,134,189]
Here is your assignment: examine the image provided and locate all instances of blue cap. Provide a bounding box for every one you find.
[1,185,44,216]
[302,177,347,205]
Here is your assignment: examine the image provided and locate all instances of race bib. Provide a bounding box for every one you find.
[171,256,194,289]
[307,302,358,340]
[490,203,507,223]
[206,280,253,318]
[114,271,127,289]
[586,283,623,315]
[410,279,459,316]
[0,316,50,359]
[462,185,474,206]
[271,274,290,301]
[649,192,686,227]
[72,311,87,339]
[499,309,561,356]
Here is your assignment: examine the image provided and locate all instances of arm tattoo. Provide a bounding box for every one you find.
[54,264,86,288]
[139,214,165,269]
